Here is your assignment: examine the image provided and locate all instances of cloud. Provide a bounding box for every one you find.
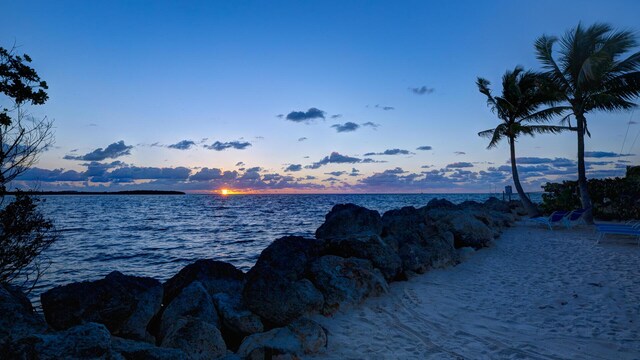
[18,168,87,182]
[190,168,237,181]
[446,162,474,169]
[276,114,284,119]
[285,108,326,122]
[349,168,360,177]
[374,105,394,111]
[235,161,245,166]
[409,86,435,95]
[361,122,380,129]
[454,151,466,155]
[363,149,413,156]
[325,171,346,177]
[584,151,633,158]
[307,152,361,169]
[331,114,342,119]
[204,141,252,151]
[64,140,133,161]
[515,157,575,167]
[416,146,432,151]
[107,166,191,181]
[84,161,125,177]
[284,164,302,172]
[168,140,196,150]
[298,137,308,142]
[331,122,360,132]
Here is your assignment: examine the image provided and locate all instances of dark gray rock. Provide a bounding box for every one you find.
[425,198,458,210]
[111,337,187,360]
[427,209,496,249]
[41,271,163,343]
[243,236,325,326]
[382,207,458,274]
[324,234,402,281]
[211,292,263,350]
[484,197,512,213]
[237,318,326,358]
[5,322,115,360]
[308,255,388,315]
[163,259,245,305]
[159,281,218,342]
[316,203,382,239]
[160,317,226,360]
[0,284,48,344]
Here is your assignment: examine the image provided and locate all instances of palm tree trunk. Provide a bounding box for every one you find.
[576,113,594,224]
[509,137,540,217]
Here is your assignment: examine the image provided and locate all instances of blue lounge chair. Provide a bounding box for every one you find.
[530,211,569,230]
[563,209,586,228]
[595,223,640,245]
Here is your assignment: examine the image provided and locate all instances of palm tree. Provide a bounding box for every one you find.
[535,23,640,224]
[477,67,568,216]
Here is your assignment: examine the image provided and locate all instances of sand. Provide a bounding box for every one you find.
[307,222,640,359]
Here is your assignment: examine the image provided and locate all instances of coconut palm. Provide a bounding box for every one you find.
[477,66,568,216]
[535,23,640,224]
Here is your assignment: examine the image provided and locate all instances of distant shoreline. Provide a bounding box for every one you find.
[6,190,186,195]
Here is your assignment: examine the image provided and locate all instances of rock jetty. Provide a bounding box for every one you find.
[1,198,521,359]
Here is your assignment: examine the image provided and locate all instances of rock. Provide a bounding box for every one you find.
[41,271,163,343]
[457,247,476,261]
[161,317,226,360]
[5,322,115,359]
[159,281,218,342]
[427,209,495,249]
[111,336,188,360]
[316,203,382,239]
[163,259,245,305]
[308,255,388,315]
[425,198,458,210]
[0,283,48,344]
[237,318,326,358]
[484,197,512,213]
[243,236,325,326]
[382,207,458,273]
[211,292,263,350]
[323,234,402,281]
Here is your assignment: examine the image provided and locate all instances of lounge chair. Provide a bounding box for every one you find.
[530,210,569,230]
[595,222,640,245]
[563,209,587,228]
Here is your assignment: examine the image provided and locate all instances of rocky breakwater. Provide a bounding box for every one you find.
[0,198,519,359]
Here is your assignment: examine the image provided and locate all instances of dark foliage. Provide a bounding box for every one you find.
[541,167,640,220]
[0,192,57,290]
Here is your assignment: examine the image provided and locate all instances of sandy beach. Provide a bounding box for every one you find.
[308,222,640,359]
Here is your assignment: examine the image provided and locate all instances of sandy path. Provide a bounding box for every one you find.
[308,222,640,359]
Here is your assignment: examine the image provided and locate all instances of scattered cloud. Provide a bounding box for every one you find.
[584,151,633,158]
[276,114,284,119]
[203,141,252,151]
[364,149,413,156]
[446,162,474,169]
[416,146,432,151]
[285,164,302,172]
[374,104,394,111]
[307,152,361,169]
[409,86,434,95]
[298,137,308,142]
[325,171,346,177]
[331,114,342,119]
[285,108,326,122]
[168,140,196,150]
[235,162,245,166]
[64,140,133,161]
[331,122,360,132]
[361,122,380,129]
[454,151,466,155]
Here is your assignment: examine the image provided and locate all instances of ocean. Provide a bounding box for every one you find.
[28,193,542,301]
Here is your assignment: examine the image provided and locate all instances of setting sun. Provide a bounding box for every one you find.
[221,189,229,195]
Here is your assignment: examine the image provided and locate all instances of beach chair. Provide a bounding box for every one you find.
[530,210,569,230]
[563,209,586,228]
[595,222,640,245]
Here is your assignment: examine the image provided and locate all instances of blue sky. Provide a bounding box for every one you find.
[2,0,639,193]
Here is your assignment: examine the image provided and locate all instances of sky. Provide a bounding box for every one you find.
[1,0,639,194]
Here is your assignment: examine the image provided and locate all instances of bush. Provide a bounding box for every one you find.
[0,192,57,291]
[541,167,640,220]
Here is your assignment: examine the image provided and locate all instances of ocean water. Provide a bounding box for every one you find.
[28,193,542,300]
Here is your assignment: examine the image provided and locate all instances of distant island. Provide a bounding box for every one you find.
[7,190,186,195]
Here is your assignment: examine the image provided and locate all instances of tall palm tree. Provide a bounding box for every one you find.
[477,67,568,216]
[535,23,640,224]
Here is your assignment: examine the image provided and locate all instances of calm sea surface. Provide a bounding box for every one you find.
[29,193,542,301]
